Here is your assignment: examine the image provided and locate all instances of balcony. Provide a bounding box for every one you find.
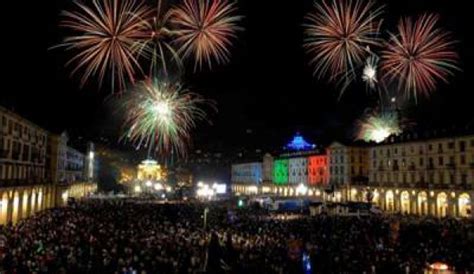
[377,166,385,171]
[392,165,399,171]
[427,164,435,170]
[408,164,416,171]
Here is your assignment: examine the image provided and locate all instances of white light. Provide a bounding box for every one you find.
[153,101,171,117]
[61,191,69,202]
[197,181,204,188]
[154,183,163,191]
[89,151,94,159]
[166,186,172,192]
[372,128,390,143]
[248,186,258,194]
[212,183,227,194]
[134,185,142,193]
[161,193,166,199]
[145,181,153,187]
[296,183,308,195]
[362,58,378,88]
[196,184,215,198]
[430,262,449,271]
[363,65,376,81]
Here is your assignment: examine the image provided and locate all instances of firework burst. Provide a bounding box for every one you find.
[58,0,153,92]
[362,55,378,89]
[303,0,383,82]
[171,0,242,70]
[132,0,182,76]
[381,13,458,101]
[122,79,210,157]
[356,111,401,143]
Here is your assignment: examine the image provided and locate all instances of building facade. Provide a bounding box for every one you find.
[0,182,97,225]
[328,142,369,186]
[308,154,329,186]
[137,159,166,181]
[48,132,98,184]
[0,106,48,185]
[231,132,473,218]
[262,153,273,183]
[65,146,85,182]
[0,106,98,225]
[289,157,308,184]
[231,162,262,185]
[369,134,474,187]
[48,132,68,183]
[273,159,288,185]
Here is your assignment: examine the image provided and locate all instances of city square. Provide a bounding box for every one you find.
[1,0,474,273]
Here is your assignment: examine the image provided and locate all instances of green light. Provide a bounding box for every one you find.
[273,159,288,185]
[238,199,244,207]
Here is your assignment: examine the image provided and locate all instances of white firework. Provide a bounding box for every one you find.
[362,56,378,89]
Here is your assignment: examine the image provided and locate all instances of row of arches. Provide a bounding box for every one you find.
[232,184,472,218]
[358,189,471,218]
[0,185,56,225]
[0,183,97,225]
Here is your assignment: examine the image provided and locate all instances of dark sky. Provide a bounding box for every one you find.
[2,0,473,154]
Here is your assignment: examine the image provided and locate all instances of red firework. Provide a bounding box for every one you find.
[381,13,458,100]
[303,0,383,80]
[171,0,242,70]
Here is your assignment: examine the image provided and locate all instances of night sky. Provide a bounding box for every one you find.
[2,0,473,155]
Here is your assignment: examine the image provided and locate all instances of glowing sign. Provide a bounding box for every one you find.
[286,134,315,151]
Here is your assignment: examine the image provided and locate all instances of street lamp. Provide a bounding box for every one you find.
[145,180,153,187]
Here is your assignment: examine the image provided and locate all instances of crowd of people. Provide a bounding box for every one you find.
[1,198,473,273]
